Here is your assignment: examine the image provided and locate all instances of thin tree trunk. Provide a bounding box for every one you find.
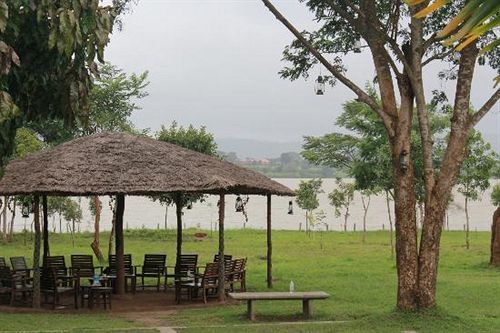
[8,199,15,241]
[32,196,41,308]
[465,197,470,250]
[361,195,370,243]
[108,200,117,258]
[91,196,104,262]
[2,196,7,240]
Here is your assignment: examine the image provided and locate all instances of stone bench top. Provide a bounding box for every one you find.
[228,291,330,301]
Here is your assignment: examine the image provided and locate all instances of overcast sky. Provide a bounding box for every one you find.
[105,0,499,143]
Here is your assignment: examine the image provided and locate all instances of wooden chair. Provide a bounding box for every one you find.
[0,266,33,306]
[10,257,31,278]
[70,255,101,278]
[213,254,232,263]
[228,258,247,292]
[136,254,166,291]
[41,268,78,310]
[44,256,68,277]
[104,254,136,293]
[0,257,7,268]
[185,262,220,304]
[173,255,201,302]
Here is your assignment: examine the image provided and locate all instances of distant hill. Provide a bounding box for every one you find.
[216,138,302,159]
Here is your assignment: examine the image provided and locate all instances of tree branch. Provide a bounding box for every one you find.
[261,0,395,137]
[422,49,455,67]
[469,88,500,126]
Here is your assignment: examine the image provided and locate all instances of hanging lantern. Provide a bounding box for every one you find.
[186,201,193,210]
[235,195,244,212]
[288,201,294,215]
[478,56,486,66]
[22,203,30,218]
[315,75,325,95]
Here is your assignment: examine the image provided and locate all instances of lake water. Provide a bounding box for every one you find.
[8,178,499,232]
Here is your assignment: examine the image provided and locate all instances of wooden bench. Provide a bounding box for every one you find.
[228,291,330,321]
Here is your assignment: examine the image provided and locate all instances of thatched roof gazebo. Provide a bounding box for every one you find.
[0,132,294,304]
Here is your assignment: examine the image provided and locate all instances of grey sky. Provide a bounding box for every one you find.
[105,0,499,144]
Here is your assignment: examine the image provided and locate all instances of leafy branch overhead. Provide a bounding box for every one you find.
[0,0,130,168]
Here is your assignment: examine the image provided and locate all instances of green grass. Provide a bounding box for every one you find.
[1,228,500,332]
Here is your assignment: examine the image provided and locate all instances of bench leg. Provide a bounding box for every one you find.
[247,300,256,321]
[303,300,312,319]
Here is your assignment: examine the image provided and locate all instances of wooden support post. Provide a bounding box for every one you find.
[32,195,41,308]
[267,194,273,288]
[42,195,50,262]
[218,193,225,302]
[175,193,183,270]
[115,194,125,295]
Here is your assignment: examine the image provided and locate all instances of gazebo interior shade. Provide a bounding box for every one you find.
[0,132,295,197]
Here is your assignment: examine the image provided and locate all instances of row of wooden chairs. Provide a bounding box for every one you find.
[177,256,247,304]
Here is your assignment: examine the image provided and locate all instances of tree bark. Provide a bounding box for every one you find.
[393,75,419,310]
[385,191,395,258]
[489,207,500,266]
[115,194,125,295]
[32,196,41,308]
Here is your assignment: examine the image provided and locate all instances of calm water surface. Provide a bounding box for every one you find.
[10,178,499,232]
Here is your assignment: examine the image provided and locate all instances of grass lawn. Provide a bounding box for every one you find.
[1,228,499,332]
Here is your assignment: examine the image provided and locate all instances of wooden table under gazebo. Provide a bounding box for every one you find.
[0,132,295,306]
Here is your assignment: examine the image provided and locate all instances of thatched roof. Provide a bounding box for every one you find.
[0,132,295,197]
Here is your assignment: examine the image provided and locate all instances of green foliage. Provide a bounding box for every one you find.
[491,184,500,207]
[12,127,45,159]
[153,122,219,207]
[0,1,126,167]
[457,131,498,201]
[157,122,219,158]
[82,63,149,135]
[62,199,82,223]
[328,178,355,218]
[295,178,323,212]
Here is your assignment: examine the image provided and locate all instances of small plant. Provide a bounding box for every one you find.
[329,178,355,232]
[295,179,323,235]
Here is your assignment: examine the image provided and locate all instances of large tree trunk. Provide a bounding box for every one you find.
[489,207,500,266]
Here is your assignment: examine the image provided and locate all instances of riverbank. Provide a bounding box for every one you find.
[1,229,499,332]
